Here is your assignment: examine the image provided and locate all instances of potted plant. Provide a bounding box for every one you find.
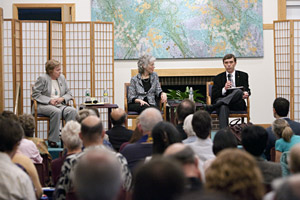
[166,86,205,103]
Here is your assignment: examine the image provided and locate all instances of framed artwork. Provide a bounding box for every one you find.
[91,0,263,59]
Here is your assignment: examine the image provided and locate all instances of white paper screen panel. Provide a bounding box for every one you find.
[21,21,49,138]
[274,21,291,103]
[94,22,114,127]
[51,22,63,66]
[65,22,92,107]
[3,20,14,112]
[294,21,300,121]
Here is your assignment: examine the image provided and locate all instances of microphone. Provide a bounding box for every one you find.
[227,74,232,82]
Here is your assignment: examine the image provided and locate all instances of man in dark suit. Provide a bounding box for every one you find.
[106,108,133,152]
[264,97,300,160]
[209,54,251,129]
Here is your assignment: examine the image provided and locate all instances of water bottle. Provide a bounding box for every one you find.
[40,194,48,200]
[189,87,194,101]
[103,89,109,103]
[85,89,91,103]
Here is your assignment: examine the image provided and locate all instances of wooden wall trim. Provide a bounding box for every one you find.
[131,68,225,77]
[0,8,3,112]
[278,0,287,20]
[263,24,273,30]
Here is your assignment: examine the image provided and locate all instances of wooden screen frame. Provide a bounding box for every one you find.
[13,4,75,22]
[0,8,3,112]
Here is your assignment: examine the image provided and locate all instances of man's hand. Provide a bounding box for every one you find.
[242,91,249,99]
[160,92,167,103]
[224,80,232,90]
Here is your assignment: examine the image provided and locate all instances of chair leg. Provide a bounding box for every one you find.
[35,121,38,138]
[241,117,245,123]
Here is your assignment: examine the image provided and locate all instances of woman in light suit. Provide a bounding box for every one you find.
[128,55,167,114]
[32,59,77,148]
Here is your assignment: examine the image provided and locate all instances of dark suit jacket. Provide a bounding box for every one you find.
[106,125,133,152]
[212,70,251,104]
[265,117,300,160]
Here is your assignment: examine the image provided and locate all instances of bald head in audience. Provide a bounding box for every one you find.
[73,148,122,200]
[274,174,300,200]
[289,144,300,174]
[80,116,104,146]
[111,108,127,126]
[138,107,163,135]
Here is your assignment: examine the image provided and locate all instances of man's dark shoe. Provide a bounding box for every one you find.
[48,141,58,148]
[203,104,214,114]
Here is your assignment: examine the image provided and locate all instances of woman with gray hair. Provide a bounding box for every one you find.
[51,120,82,185]
[128,54,167,113]
[182,114,197,144]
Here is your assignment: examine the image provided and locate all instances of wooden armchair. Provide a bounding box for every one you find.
[30,84,76,138]
[206,81,250,123]
[124,83,167,128]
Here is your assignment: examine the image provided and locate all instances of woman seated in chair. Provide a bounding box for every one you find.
[32,59,77,148]
[128,54,167,114]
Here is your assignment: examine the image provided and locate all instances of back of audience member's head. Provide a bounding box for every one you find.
[152,121,181,155]
[138,107,162,133]
[61,121,82,151]
[81,116,103,141]
[164,143,196,165]
[272,118,294,142]
[213,128,237,156]
[133,156,185,200]
[73,148,121,200]
[205,149,264,200]
[273,174,300,200]
[0,117,24,154]
[183,114,196,137]
[176,99,196,123]
[1,110,19,121]
[111,108,127,126]
[76,109,98,123]
[192,110,212,139]
[179,190,234,200]
[273,97,290,117]
[18,114,35,137]
[289,144,300,174]
[242,125,268,157]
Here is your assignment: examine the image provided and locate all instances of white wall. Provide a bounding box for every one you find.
[0,0,279,125]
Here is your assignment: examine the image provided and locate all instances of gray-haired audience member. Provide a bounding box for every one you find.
[0,117,36,199]
[176,99,196,140]
[271,174,300,200]
[120,107,163,172]
[182,114,197,144]
[164,143,202,192]
[51,121,82,185]
[242,125,281,186]
[133,156,185,200]
[73,148,122,200]
[186,110,215,162]
[106,108,133,152]
[203,128,237,172]
[76,108,98,123]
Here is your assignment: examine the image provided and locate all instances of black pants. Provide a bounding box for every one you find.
[128,103,157,114]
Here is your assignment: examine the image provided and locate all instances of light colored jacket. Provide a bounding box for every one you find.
[128,72,162,106]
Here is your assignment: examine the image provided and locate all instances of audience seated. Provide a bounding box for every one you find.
[0,117,36,199]
[272,118,300,162]
[73,148,122,200]
[242,125,282,187]
[186,110,215,162]
[55,116,131,200]
[152,121,181,156]
[106,108,133,152]
[182,114,197,144]
[18,114,51,161]
[265,97,300,160]
[133,156,185,200]
[203,128,237,172]
[176,99,196,140]
[120,107,162,172]
[289,143,300,174]
[205,149,265,200]
[51,121,82,186]
[271,174,300,200]
[164,143,203,192]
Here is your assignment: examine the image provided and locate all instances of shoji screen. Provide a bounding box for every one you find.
[274,20,300,121]
[21,21,49,138]
[93,22,114,127]
[50,21,64,66]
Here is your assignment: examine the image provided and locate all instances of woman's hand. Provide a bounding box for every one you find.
[160,92,167,103]
[49,97,64,106]
[135,99,150,106]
